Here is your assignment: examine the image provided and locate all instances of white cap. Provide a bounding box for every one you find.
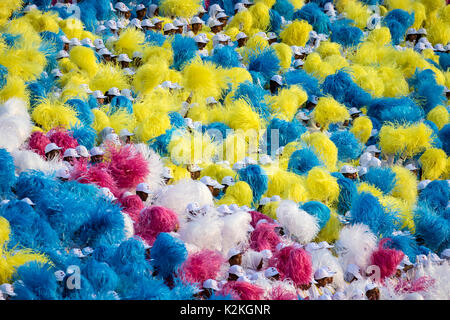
[216,12,228,19]
[151,17,163,24]
[80,84,93,94]
[107,19,118,30]
[194,34,208,43]
[259,197,271,205]
[366,145,381,153]
[258,154,273,165]
[271,75,283,85]
[417,180,431,190]
[115,2,130,12]
[128,18,142,29]
[314,267,334,280]
[242,156,257,166]
[51,69,63,78]
[21,198,35,206]
[217,204,233,215]
[54,270,66,282]
[293,59,304,68]
[96,25,107,34]
[318,241,333,249]
[305,242,321,252]
[271,195,281,202]
[90,147,105,156]
[346,264,362,279]
[227,248,242,260]
[208,19,223,28]
[434,44,445,52]
[236,32,248,41]
[99,187,117,201]
[206,96,218,104]
[405,163,418,171]
[141,19,154,28]
[56,50,69,59]
[117,53,132,63]
[406,28,417,35]
[441,248,450,259]
[203,279,220,291]
[200,176,215,186]
[60,35,70,43]
[63,148,79,158]
[82,247,94,255]
[186,202,200,212]
[297,111,310,121]
[228,265,245,276]
[357,166,368,176]
[163,23,177,32]
[365,282,377,292]
[99,48,112,56]
[56,168,70,179]
[69,38,81,47]
[188,164,203,172]
[162,167,174,179]
[0,283,16,296]
[173,19,185,27]
[81,38,95,47]
[221,176,235,186]
[264,267,279,278]
[240,205,250,211]
[107,87,121,96]
[191,16,204,25]
[267,32,277,40]
[308,95,319,104]
[45,143,62,154]
[417,28,427,35]
[349,107,361,115]
[136,4,146,11]
[70,248,86,258]
[119,128,134,137]
[93,90,106,99]
[136,183,151,194]
[93,38,105,49]
[340,165,358,174]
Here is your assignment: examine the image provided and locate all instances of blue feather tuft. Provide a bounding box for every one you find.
[287,147,322,175]
[151,232,188,279]
[361,167,397,195]
[301,201,331,229]
[293,3,331,35]
[237,164,269,204]
[330,130,363,162]
[264,118,307,155]
[0,148,16,197]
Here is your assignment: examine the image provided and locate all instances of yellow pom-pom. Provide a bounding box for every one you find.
[182,58,225,100]
[367,27,392,46]
[316,41,342,58]
[0,217,10,244]
[218,181,254,207]
[225,99,263,132]
[31,99,78,131]
[391,165,417,207]
[91,108,110,133]
[312,96,350,130]
[133,62,169,95]
[268,85,308,121]
[419,148,448,180]
[168,130,218,165]
[314,211,342,243]
[262,201,280,220]
[226,10,253,35]
[249,2,271,31]
[426,105,449,130]
[69,46,98,77]
[90,63,130,93]
[0,75,29,103]
[357,182,384,198]
[280,20,312,47]
[114,28,146,58]
[200,164,235,183]
[305,167,339,204]
[302,131,338,171]
[135,112,171,142]
[159,0,202,18]
[350,116,373,144]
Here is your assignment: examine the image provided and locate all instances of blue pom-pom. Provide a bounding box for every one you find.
[12,262,59,300]
[233,81,271,119]
[414,204,450,251]
[264,118,307,155]
[66,99,94,126]
[0,148,16,197]
[151,232,188,279]
[439,124,450,155]
[301,201,331,229]
[71,124,97,150]
[337,177,357,215]
[288,147,322,175]
[419,180,449,215]
[330,22,363,47]
[169,112,186,128]
[438,53,450,71]
[293,3,331,35]
[248,48,281,85]
[330,130,363,162]
[210,45,241,69]
[171,34,198,71]
[238,164,269,204]
[203,122,231,140]
[361,167,397,195]
[284,69,322,99]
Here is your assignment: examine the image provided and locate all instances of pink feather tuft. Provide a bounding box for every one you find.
[370,238,405,281]
[394,276,435,294]
[180,250,224,284]
[69,159,88,180]
[269,246,313,286]
[47,127,79,153]
[250,223,280,251]
[106,144,150,189]
[28,131,51,157]
[77,163,119,196]
[249,210,274,228]
[220,281,265,300]
[135,206,179,245]
[118,195,144,223]
[268,285,297,300]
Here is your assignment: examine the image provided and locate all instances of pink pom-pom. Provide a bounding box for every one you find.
[105,144,149,190]
[249,210,274,228]
[180,250,224,284]
[77,163,119,196]
[118,195,144,223]
[370,238,405,281]
[47,127,78,153]
[69,159,88,180]
[28,131,51,157]
[268,285,297,300]
[220,281,265,300]
[250,222,280,251]
[269,246,313,286]
[394,276,435,294]
[135,206,179,245]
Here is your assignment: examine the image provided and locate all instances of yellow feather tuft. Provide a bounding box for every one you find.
[0,75,29,103]
[90,63,130,92]
[280,20,312,47]
[31,98,78,131]
[91,108,110,133]
[391,165,418,207]
[426,105,449,130]
[311,96,350,130]
[316,41,342,58]
[168,130,218,165]
[159,0,202,18]
[302,131,338,171]
[367,27,392,46]
[249,2,271,31]
[350,116,373,144]
[135,111,171,142]
[133,62,169,95]
[69,46,98,77]
[114,28,146,58]
[305,167,339,204]
[314,210,342,243]
[419,148,448,180]
[268,85,308,121]
[217,181,254,207]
